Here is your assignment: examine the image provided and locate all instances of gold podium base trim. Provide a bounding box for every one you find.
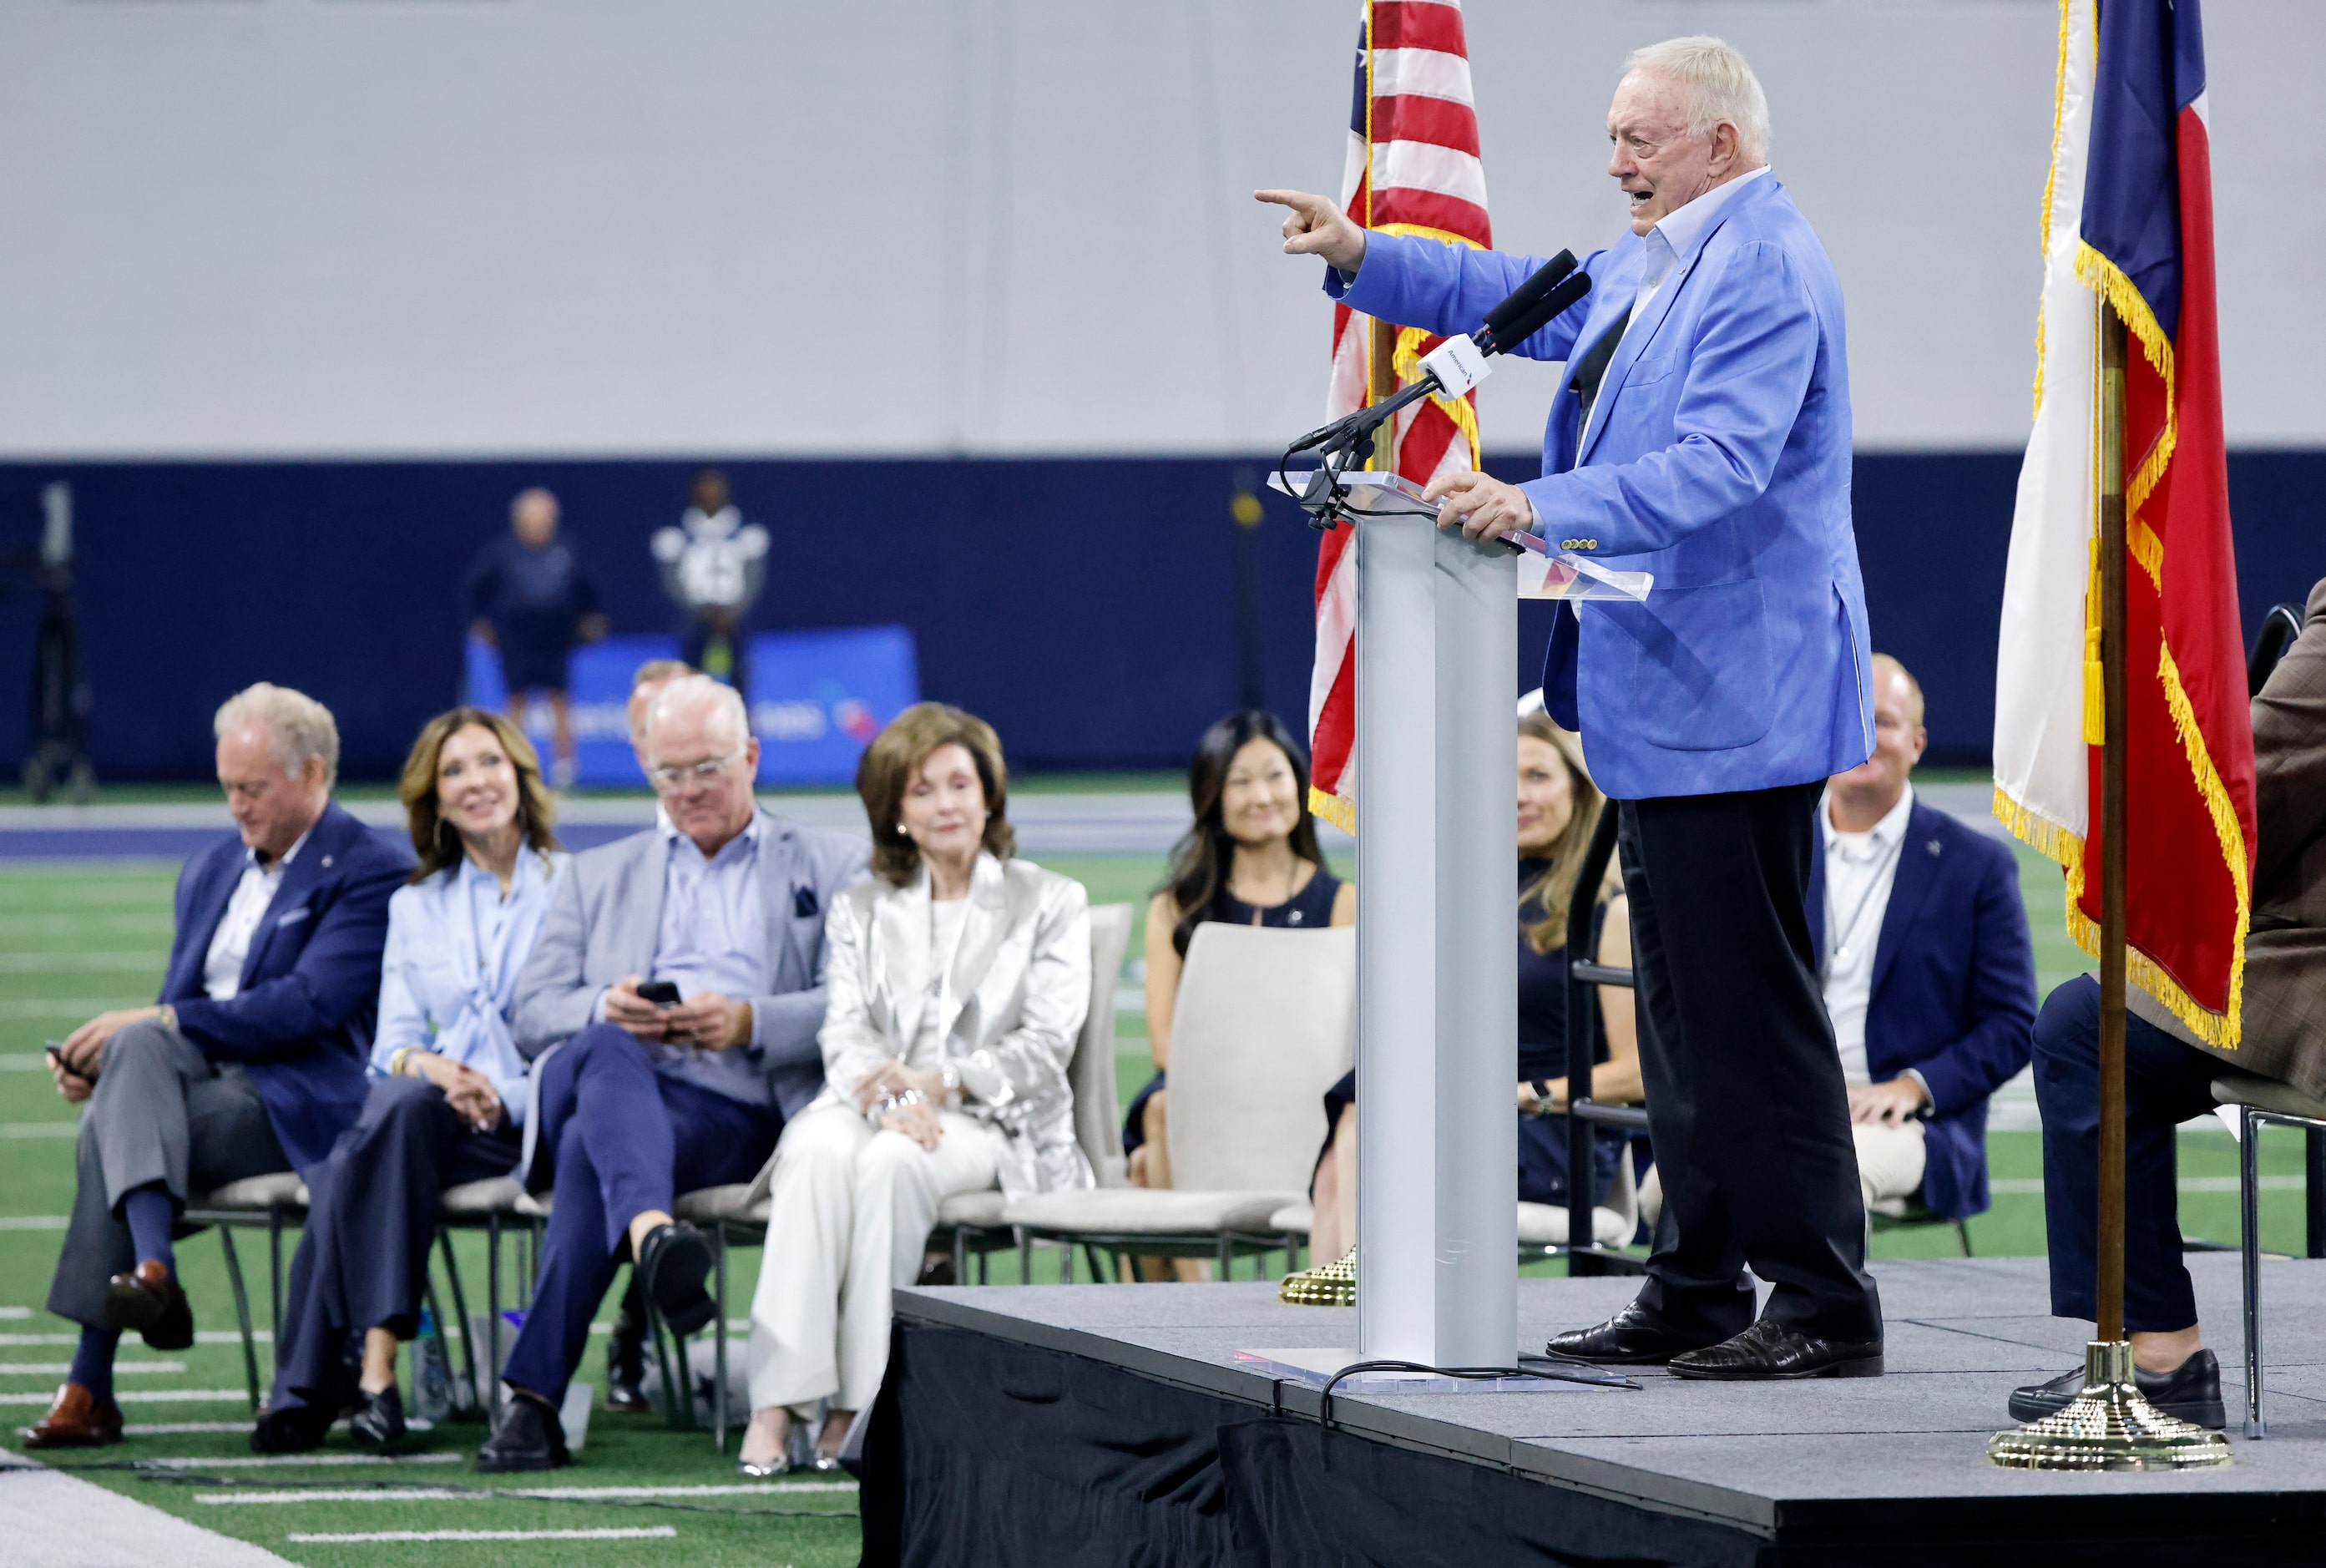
[1278,1248,1356,1308]
[1987,1341,2233,1471]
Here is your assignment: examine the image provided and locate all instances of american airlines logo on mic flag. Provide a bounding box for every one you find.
[1309,0,1490,832]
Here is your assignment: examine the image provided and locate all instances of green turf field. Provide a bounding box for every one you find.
[0,850,2309,1565]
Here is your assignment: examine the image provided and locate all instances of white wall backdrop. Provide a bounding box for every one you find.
[0,0,2317,458]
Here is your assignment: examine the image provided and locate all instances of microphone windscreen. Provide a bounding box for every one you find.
[1489,271,1592,352]
[1481,250,1578,339]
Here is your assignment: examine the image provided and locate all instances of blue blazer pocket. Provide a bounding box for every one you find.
[1626,352,1677,387]
[1613,580,1774,752]
[275,907,311,927]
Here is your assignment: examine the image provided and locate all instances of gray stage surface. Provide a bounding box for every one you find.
[882,1255,2326,1563]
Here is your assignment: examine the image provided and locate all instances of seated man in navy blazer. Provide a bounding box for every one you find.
[23,683,409,1449]
[1809,655,2035,1224]
[477,675,866,1472]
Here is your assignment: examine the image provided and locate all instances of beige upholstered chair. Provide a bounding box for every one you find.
[1008,921,1356,1278]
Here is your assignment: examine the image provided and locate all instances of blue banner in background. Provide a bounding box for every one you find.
[745,625,919,784]
[462,625,917,787]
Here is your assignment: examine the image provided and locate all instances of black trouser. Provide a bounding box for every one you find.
[2033,973,2214,1332]
[270,1075,523,1410]
[1619,782,1882,1343]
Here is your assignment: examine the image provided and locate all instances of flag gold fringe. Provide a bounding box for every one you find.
[2072,240,2178,522]
[1309,787,1356,834]
[2152,639,2248,1046]
[2031,0,2076,419]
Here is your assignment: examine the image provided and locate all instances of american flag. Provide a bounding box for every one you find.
[1309,0,1491,831]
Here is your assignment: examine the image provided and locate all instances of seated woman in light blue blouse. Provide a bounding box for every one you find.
[252,707,569,1455]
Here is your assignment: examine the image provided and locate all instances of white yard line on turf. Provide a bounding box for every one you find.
[0,1329,270,1344]
[0,1217,70,1230]
[0,1360,185,1375]
[0,1125,78,1139]
[1988,1175,2303,1195]
[0,1307,29,1318]
[0,1055,49,1071]
[0,1445,298,1567]
[288,1528,678,1544]
[0,951,166,971]
[0,1388,248,1404]
[199,1482,857,1504]
[142,1452,464,1469]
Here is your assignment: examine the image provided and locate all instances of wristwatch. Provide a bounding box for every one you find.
[1531,1079,1559,1116]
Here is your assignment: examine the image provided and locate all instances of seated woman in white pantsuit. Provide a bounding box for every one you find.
[739,702,1092,1473]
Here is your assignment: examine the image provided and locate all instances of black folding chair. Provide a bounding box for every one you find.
[1561,807,1650,1277]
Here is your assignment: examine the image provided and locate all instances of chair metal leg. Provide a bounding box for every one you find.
[267,1212,285,1354]
[1059,1238,1074,1284]
[487,1211,503,1422]
[1083,1242,1108,1283]
[713,1228,729,1454]
[435,1231,481,1419]
[1018,1229,1031,1284]
[952,1227,966,1283]
[1216,1234,1231,1278]
[215,1227,262,1414]
[1955,1221,1974,1258]
[2243,1107,2267,1439]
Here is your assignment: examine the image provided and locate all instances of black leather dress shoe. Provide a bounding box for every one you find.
[636,1222,716,1338]
[2008,1348,2225,1429]
[250,1400,333,1454]
[1667,1318,1884,1380]
[475,1389,571,1474]
[106,1261,195,1352]
[1545,1302,1735,1366]
[348,1383,407,1451]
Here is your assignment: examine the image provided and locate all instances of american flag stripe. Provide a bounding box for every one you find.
[1310,0,1489,827]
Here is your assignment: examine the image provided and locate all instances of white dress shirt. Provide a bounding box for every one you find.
[1819,784,1914,1088]
[645,811,775,1107]
[200,828,311,1001]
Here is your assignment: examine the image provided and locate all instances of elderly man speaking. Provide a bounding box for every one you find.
[1259,37,1879,1379]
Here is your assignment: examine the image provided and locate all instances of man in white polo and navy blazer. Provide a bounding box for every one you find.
[476,675,866,1471]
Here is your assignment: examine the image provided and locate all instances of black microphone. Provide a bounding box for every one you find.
[1478,250,1578,353]
[1479,271,1593,358]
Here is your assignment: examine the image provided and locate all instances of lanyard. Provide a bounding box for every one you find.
[1822,830,1904,984]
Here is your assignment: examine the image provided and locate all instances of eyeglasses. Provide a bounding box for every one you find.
[648,750,746,794]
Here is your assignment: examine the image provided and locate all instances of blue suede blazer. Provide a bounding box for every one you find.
[160,801,412,1171]
[1807,798,2036,1220]
[1335,175,1873,800]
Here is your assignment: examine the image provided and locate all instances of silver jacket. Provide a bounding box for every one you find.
[817,853,1094,1200]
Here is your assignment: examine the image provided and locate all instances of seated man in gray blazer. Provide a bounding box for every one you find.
[477,674,867,1472]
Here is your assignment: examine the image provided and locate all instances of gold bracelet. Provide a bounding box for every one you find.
[390,1047,418,1078]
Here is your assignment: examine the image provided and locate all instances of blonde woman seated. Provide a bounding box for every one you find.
[740,703,1091,1474]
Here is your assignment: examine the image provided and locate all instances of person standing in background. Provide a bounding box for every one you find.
[465,488,607,789]
[652,468,768,691]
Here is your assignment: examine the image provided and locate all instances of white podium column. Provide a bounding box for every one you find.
[1353,513,1518,1367]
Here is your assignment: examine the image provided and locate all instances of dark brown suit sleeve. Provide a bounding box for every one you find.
[2251,578,2326,893]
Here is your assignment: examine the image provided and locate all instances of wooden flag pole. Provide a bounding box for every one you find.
[1368,316,1401,473]
[1988,298,2227,1469]
[2096,302,2130,1348]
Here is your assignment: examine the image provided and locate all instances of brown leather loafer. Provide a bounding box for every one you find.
[1666,1318,1884,1381]
[21,1381,124,1449]
[105,1259,194,1351]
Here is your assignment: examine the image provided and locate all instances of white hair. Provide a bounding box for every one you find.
[214,682,340,787]
[1625,36,1770,166]
[647,674,750,753]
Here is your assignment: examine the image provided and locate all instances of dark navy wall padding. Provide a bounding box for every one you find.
[0,451,2318,781]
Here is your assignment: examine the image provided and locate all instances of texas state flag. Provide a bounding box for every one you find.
[1993,0,2255,1048]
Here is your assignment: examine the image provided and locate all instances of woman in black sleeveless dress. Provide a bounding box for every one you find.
[1125,713,1353,1272]
[1303,712,1642,1268]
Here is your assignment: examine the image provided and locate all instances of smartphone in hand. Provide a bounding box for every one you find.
[635,980,681,1007]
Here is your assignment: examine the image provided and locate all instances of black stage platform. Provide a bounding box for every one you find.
[861,1255,2326,1566]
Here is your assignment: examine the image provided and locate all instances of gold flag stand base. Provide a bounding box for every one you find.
[1987,1341,2233,1471]
[1278,1248,1356,1308]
